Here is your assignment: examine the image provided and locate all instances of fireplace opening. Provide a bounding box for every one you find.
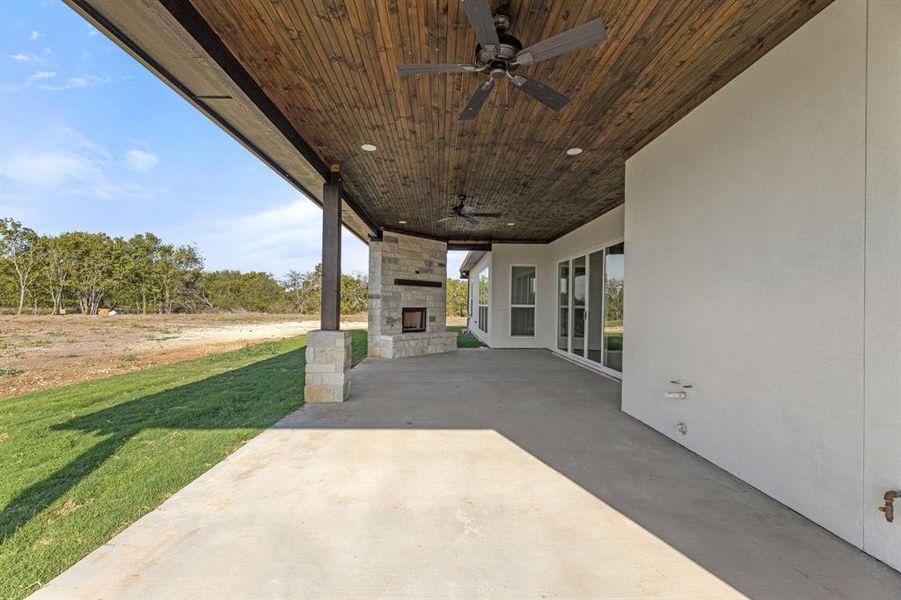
[402,307,427,333]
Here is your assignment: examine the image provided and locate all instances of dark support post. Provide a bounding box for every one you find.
[321,165,341,331]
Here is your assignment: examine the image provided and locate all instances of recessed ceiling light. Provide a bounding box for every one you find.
[506,222,516,226]
[398,220,407,224]
[361,143,377,152]
[566,147,583,156]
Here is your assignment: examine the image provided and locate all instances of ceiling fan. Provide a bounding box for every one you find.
[437,196,501,225]
[398,0,607,120]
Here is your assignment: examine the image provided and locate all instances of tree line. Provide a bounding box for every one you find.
[445,278,468,317]
[0,218,370,316]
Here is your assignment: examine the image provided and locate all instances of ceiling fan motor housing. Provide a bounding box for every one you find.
[475,14,521,70]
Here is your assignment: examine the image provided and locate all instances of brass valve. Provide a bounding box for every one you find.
[879,491,898,522]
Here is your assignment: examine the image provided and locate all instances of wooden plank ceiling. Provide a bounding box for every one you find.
[186,0,832,242]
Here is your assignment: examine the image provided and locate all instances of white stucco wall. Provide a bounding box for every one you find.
[467,253,491,346]
[862,0,901,569]
[487,244,550,348]
[480,206,625,350]
[623,0,899,569]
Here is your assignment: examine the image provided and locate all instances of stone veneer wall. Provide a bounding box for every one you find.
[368,232,457,358]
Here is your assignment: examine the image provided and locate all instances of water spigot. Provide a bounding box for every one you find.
[879,491,898,522]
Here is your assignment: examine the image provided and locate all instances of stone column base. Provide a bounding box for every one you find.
[304,330,352,403]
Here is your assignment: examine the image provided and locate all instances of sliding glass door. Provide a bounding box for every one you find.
[587,251,605,363]
[603,243,624,371]
[571,256,586,356]
[557,241,624,374]
[557,262,569,351]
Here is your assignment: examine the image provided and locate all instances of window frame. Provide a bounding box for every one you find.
[553,237,625,380]
[476,266,490,334]
[509,264,537,338]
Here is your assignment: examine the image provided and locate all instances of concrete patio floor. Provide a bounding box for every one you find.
[34,348,901,599]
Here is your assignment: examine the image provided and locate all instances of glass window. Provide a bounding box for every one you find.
[511,266,535,305]
[511,307,535,337]
[477,267,489,333]
[557,261,569,351]
[510,266,536,336]
[603,243,624,372]
[571,256,586,357]
[586,250,605,364]
[558,243,624,374]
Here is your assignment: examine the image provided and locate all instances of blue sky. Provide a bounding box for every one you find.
[0,1,467,278]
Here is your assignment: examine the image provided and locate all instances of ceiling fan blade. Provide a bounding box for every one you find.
[459,78,495,121]
[461,0,500,58]
[436,216,453,222]
[462,213,479,225]
[468,212,501,217]
[398,63,478,75]
[510,74,570,111]
[515,17,607,66]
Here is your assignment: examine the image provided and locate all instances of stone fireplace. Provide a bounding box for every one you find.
[368,232,457,359]
[402,307,427,332]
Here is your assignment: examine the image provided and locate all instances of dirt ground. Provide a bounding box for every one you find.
[0,313,371,400]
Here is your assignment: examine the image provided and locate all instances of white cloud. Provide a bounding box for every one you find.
[0,71,55,93]
[1,71,108,93]
[61,127,112,160]
[30,30,43,41]
[175,199,465,278]
[446,250,467,279]
[176,198,369,277]
[6,52,45,65]
[0,129,158,201]
[28,70,56,82]
[38,74,110,91]
[123,149,159,173]
[0,151,93,188]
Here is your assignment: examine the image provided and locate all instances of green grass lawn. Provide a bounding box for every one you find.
[0,326,487,597]
[0,331,369,599]
[447,325,485,348]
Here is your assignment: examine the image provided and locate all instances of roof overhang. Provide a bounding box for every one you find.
[64,1,832,246]
[459,250,488,279]
[63,0,377,243]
